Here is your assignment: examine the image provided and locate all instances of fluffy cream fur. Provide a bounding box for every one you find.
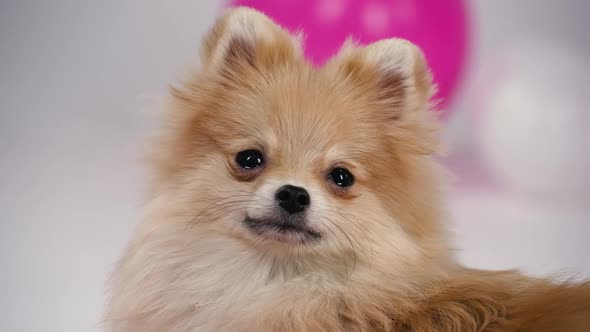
[105,7,590,331]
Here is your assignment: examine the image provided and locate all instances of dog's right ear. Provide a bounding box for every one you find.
[200,7,303,75]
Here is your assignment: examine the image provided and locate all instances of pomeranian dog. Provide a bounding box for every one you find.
[105,7,590,332]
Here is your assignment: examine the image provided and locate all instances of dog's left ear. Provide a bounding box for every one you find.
[329,39,439,154]
[200,7,303,75]
[170,8,303,108]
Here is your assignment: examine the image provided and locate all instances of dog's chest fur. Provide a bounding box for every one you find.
[122,233,344,331]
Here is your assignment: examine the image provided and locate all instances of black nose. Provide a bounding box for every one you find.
[275,185,310,214]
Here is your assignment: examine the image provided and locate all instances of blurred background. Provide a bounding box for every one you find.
[1,1,589,331]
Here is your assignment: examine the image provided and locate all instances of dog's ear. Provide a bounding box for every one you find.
[200,7,302,74]
[329,39,440,154]
[331,38,435,119]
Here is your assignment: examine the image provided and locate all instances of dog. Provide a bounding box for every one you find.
[104,7,590,331]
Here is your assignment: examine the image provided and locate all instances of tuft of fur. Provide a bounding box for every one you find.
[105,7,590,332]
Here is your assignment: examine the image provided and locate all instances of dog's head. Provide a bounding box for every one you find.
[151,8,447,266]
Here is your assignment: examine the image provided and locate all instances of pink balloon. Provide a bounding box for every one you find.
[228,0,470,115]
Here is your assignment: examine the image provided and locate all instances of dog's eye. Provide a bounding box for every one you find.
[328,167,354,188]
[235,149,264,170]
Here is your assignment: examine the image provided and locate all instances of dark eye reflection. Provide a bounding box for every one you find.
[235,149,264,170]
[328,167,354,188]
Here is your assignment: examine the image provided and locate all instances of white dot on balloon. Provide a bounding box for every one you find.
[314,0,349,24]
[361,3,391,36]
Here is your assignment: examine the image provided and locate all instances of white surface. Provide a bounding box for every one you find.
[1,1,588,331]
[450,189,590,278]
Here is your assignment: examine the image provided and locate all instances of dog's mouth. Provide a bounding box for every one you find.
[243,216,321,244]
